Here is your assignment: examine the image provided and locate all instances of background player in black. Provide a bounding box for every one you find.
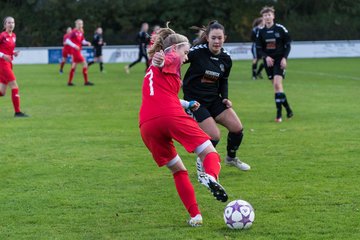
[88,27,105,72]
[125,22,150,73]
[251,17,264,80]
[183,21,251,174]
[256,6,293,122]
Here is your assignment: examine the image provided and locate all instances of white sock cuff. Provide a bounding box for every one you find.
[194,140,212,155]
[166,154,181,168]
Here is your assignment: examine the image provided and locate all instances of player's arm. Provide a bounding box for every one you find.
[0,52,11,62]
[180,99,200,111]
[82,39,91,46]
[65,38,80,50]
[283,27,291,59]
[219,59,231,99]
[152,50,165,67]
[281,27,291,69]
[255,31,266,58]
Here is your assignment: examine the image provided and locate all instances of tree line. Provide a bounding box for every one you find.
[1,0,359,47]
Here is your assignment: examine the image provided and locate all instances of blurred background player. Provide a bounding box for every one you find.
[251,17,264,80]
[65,19,94,86]
[148,24,160,49]
[124,22,150,73]
[0,16,28,117]
[88,27,105,72]
[59,27,72,74]
[256,6,293,122]
[182,21,251,174]
[141,24,228,227]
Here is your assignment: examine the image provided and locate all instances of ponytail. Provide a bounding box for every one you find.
[148,22,189,58]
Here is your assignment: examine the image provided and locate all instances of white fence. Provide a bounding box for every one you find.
[12,40,360,65]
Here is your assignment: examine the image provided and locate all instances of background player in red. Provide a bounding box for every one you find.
[148,25,160,49]
[65,19,93,86]
[140,24,228,227]
[59,27,72,74]
[0,16,28,117]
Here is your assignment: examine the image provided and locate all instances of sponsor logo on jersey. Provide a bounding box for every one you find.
[201,70,220,83]
[219,64,225,72]
[210,56,219,61]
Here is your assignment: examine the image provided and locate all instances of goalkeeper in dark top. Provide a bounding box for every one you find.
[88,27,105,72]
[256,6,293,122]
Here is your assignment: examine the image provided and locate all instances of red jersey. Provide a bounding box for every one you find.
[139,52,185,125]
[63,32,72,51]
[69,29,85,50]
[0,31,16,60]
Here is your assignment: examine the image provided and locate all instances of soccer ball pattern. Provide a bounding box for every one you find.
[224,199,255,229]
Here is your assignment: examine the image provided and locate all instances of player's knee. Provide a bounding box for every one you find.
[0,91,4,97]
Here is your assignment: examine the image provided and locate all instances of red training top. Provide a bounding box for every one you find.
[68,29,84,50]
[139,51,185,125]
[0,31,16,61]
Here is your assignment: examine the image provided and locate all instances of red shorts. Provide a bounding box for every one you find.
[140,115,210,167]
[71,49,85,63]
[0,60,16,84]
[62,47,72,58]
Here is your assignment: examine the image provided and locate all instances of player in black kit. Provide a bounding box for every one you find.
[251,17,264,80]
[125,22,150,73]
[182,21,251,175]
[88,27,105,72]
[256,6,293,122]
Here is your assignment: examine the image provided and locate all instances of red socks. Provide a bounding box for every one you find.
[60,61,65,71]
[173,170,201,218]
[203,152,221,180]
[82,67,88,83]
[11,88,21,113]
[68,68,75,84]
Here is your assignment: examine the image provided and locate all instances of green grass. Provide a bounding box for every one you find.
[0,58,359,239]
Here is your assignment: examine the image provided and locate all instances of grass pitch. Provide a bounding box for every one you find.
[0,58,359,239]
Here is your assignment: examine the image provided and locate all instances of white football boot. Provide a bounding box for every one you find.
[188,214,203,227]
[225,156,251,171]
[198,173,228,202]
[195,157,204,179]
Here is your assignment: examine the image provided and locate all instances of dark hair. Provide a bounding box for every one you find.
[190,20,225,45]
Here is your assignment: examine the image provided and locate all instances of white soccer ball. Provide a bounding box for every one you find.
[223,199,255,229]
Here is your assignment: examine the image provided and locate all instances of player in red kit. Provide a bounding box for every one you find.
[0,16,28,117]
[59,27,72,74]
[139,24,228,227]
[65,19,93,86]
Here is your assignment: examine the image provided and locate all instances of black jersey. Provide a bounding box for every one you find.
[137,31,150,46]
[92,33,104,50]
[183,43,232,104]
[251,26,261,42]
[256,23,291,59]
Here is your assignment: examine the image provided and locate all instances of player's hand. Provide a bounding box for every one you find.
[13,51,20,57]
[2,54,11,62]
[222,99,232,108]
[280,57,287,69]
[188,100,200,111]
[75,46,80,51]
[152,50,165,67]
[87,42,92,46]
[265,56,274,67]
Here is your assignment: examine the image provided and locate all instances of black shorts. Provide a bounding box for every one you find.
[263,57,286,80]
[94,47,102,57]
[188,97,227,123]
